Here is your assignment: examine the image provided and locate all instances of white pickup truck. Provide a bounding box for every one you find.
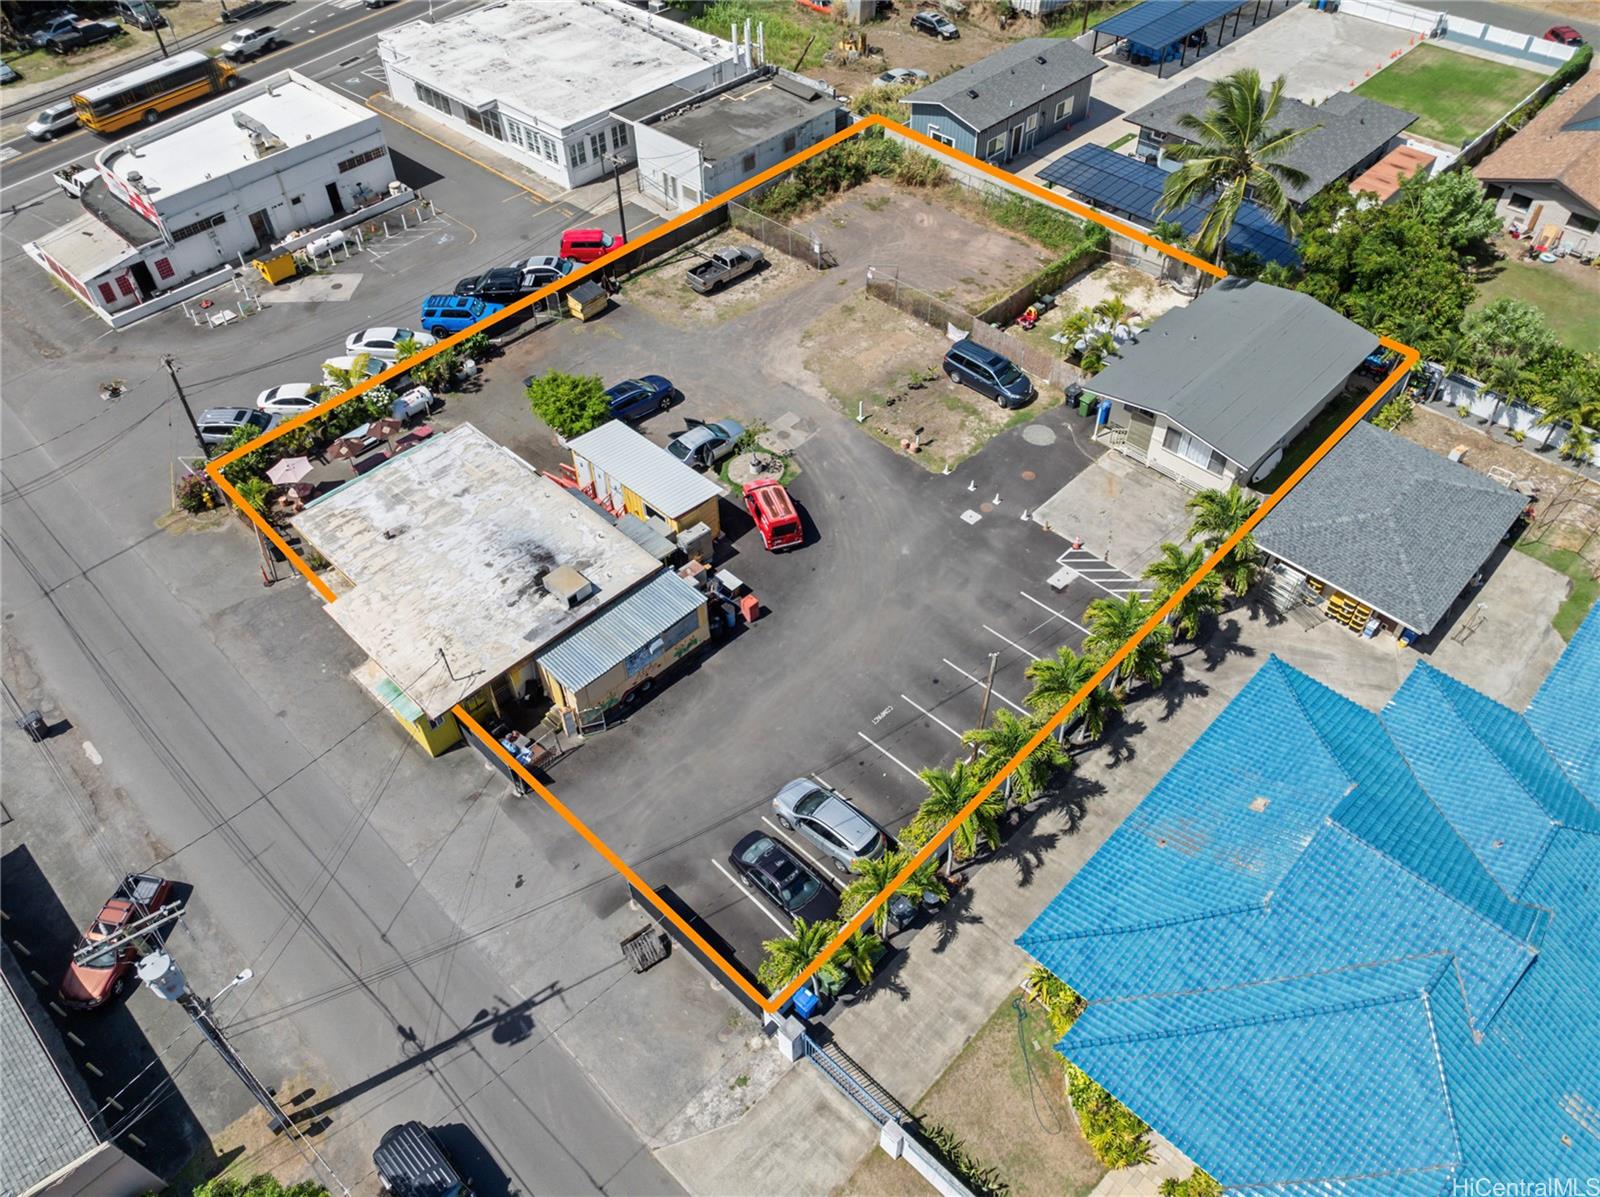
[218,25,279,60]
[53,165,100,199]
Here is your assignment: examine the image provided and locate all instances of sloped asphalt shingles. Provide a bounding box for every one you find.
[908,37,1104,132]
[1256,421,1527,634]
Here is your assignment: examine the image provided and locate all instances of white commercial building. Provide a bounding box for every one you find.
[26,70,394,319]
[378,0,748,193]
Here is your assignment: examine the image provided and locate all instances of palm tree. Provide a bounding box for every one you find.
[1024,645,1122,743]
[1093,294,1132,329]
[963,709,1070,805]
[1142,542,1224,642]
[757,917,842,997]
[1085,593,1172,694]
[324,352,373,392]
[234,474,271,513]
[1057,307,1094,357]
[914,760,1003,876]
[840,848,949,938]
[830,929,885,988]
[1155,69,1315,265]
[1485,354,1526,424]
[1185,483,1265,596]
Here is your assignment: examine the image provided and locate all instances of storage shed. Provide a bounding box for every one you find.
[567,421,725,539]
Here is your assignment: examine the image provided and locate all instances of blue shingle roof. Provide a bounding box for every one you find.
[1019,616,1600,1193]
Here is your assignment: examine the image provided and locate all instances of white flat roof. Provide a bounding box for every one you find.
[292,425,660,720]
[30,212,139,280]
[381,0,735,130]
[99,72,377,201]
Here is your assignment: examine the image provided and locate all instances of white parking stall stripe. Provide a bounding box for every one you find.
[983,624,1041,661]
[761,816,839,879]
[899,693,965,741]
[940,659,1027,714]
[711,859,791,932]
[1020,591,1091,635]
[857,731,923,781]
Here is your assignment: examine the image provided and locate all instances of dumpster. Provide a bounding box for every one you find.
[252,253,298,286]
[565,279,608,321]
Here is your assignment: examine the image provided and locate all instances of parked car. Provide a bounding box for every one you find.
[604,375,675,421]
[344,327,436,363]
[373,1123,471,1197]
[420,294,504,339]
[743,479,803,551]
[255,382,325,415]
[114,0,166,29]
[875,67,929,85]
[560,227,625,263]
[942,338,1034,408]
[668,418,744,469]
[58,874,173,1011]
[218,25,279,59]
[321,354,387,389]
[911,10,959,39]
[52,165,98,197]
[771,780,887,871]
[729,831,839,924]
[196,407,272,446]
[220,0,284,22]
[511,255,578,289]
[685,246,765,294]
[27,102,78,140]
[1543,24,1583,44]
[0,61,19,84]
[41,16,123,53]
[452,266,527,306]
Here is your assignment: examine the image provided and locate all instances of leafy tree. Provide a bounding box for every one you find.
[1141,541,1223,642]
[1462,298,1559,380]
[1084,594,1172,693]
[829,929,885,987]
[756,917,841,996]
[1396,167,1499,254]
[1533,354,1600,438]
[1185,484,1263,596]
[194,1176,327,1197]
[964,709,1070,806]
[1024,645,1121,743]
[526,370,612,438]
[839,847,947,939]
[913,760,1003,876]
[1155,69,1314,264]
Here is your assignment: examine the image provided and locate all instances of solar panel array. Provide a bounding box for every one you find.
[1039,145,1299,266]
[1125,0,1244,50]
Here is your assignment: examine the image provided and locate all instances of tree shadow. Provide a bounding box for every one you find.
[1199,615,1258,673]
[1156,666,1210,722]
[927,879,985,955]
[1098,715,1147,768]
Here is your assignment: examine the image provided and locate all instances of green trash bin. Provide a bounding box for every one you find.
[1078,393,1095,418]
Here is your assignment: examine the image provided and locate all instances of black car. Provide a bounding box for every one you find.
[605,375,675,421]
[453,267,527,306]
[513,255,579,290]
[729,831,839,925]
[911,10,959,39]
[374,1122,471,1197]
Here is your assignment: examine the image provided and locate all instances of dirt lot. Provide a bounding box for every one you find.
[622,231,814,328]
[809,6,1020,99]
[1007,259,1191,359]
[839,989,1106,1197]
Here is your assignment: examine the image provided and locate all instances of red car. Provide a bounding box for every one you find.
[1543,25,1583,45]
[59,873,173,1011]
[559,227,625,264]
[743,479,803,550]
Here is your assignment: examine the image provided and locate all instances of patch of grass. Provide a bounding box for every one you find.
[1472,260,1600,354]
[1042,0,1142,36]
[1251,386,1369,494]
[688,0,827,69]
[1105,132,1135,152]
[1353,44,1542,146]
[1516,541,1599,640]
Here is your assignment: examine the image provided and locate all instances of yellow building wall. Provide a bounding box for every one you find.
[558,603,712,714]
[669,495,722,539]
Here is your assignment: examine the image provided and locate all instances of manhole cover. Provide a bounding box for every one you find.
[979,502,994,514]
[1021,469,1036,481]
[1022,424,1057,446]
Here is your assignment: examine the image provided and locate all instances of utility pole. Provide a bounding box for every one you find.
[161,355,208,460]
[969,652,999,763]
[605,153,629,244]
[150,9,169,58]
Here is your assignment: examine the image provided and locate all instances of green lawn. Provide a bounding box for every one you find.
[1045,0,1143,36]
[1353,44,1542,146]
[1472,259,1600,354]
[688,0,829,70]
[1517,541,1599,641]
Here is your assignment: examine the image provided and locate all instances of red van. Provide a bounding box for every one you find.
[743,479,803,550]
[560,228,625,263]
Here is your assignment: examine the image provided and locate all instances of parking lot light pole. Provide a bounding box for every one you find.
[969,652,999,763]
[161,355,208,460]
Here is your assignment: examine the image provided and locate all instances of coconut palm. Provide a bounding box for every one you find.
[1142,541,1224,642]
[1084,593,1172,694]
[839,848,947,938]
[963,709,1070,806]
[1024,645,1122,743]
[1485,353,1526,423]
[757,917,842,997]
[914,760,1003,876]
[1093,294,1132,329]
[1155,69,1315,265]
[1185,483,1265,595]
[323,351,374,392]
[830,929,886,987]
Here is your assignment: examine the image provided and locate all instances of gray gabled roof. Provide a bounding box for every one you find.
[909,38,1104,133]
[1126,80,1416,203]
[1257,422,1527,633]
[1089,278,1377,472]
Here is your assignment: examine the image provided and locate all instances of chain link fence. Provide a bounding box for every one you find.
[729,201,834,269]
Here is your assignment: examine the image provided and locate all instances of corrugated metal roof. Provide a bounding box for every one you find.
[567,421,724,517]
[537,570,705,693]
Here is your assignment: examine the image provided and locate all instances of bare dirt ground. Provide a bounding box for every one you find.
[622,231,814,328]
[810,7,1019,98]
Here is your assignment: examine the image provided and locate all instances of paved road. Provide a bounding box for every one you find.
[1426,0,1600,43]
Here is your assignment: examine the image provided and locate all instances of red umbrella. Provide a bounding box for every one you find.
[328,437,360,462]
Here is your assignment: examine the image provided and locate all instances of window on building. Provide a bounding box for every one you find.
[741,152,756,172]
[153,257,174,279]
[985,134,1005,159]
[589,131,608,163]
[116,275,134,296]
[338,147,386,173]
[537,133,558,163]
[1024,113,1039,132]
[1569,213,1598,234]
[414,82,453,116]
[1162,425,1227,475]
[1053,99,1069,122]
[464,107,503,140]
[570,139,588,167]
[611,123,628,150]
[1482,183,1504,201]
[504,118,528,150]
[97,281,117,304]
[783,131,797,153]
[168,212,226,241]
[1507,192,1531,211]
[926,123,954,147]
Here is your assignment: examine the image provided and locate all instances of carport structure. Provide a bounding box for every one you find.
[1088,0,1283,77]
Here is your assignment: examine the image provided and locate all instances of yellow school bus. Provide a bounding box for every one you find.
[72,51,238,135]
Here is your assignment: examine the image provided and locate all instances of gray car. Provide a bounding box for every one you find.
[667,419,744,470]
[771,779,888,873]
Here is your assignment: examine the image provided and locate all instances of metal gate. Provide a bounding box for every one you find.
[798,1032,912,1126]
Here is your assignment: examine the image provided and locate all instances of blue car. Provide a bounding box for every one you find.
[605,375,676,421]
[419,294,504,339]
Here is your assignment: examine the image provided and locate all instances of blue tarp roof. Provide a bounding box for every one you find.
[1018,605,1600,1193]
[1040,145,1298,266]
[1095,0,1243,46]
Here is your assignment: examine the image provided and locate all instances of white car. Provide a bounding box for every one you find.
[343,327,436,363]
[322,355,387,389]
[255,382,325,415]
[27,101,79,141]
[875,67,929,86]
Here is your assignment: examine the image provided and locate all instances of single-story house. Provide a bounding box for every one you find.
[1348,143,1438,204]
[1089,278,1378,489]
[907,38,1104,165]
[617,65,845,212]
[1125,81,1417,206]
[1018,610,1600,1195]
[292,424,709,754]
[1256,421,1528,640]
[1475,68,1600,254]
[566,421,725,540]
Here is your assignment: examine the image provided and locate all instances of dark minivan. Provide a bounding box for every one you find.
[374,1122,470,1197]
[943,338,1035,408]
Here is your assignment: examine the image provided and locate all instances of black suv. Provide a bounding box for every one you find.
[453,267,527,305]
[373,1122,471,1197]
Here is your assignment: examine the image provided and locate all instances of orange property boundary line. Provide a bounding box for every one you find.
[206,114,1417,1015]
